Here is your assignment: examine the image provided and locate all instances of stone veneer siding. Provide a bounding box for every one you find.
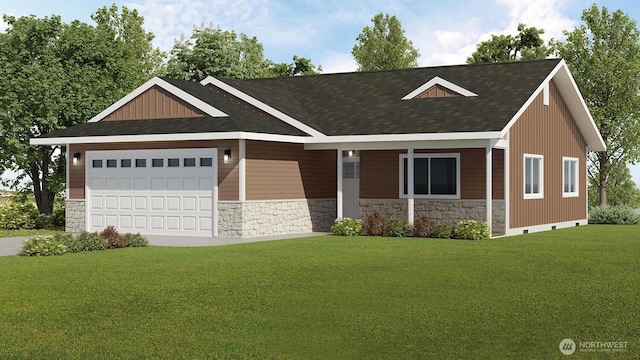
[65,200,86,233]
[360,199,506,236]
[218,199,336,238]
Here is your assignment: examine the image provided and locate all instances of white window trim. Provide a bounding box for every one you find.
[523,153,544,199]
[562,157,579,198]
[399,153,461,199]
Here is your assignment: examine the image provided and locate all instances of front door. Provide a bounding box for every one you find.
[342,157,360,219]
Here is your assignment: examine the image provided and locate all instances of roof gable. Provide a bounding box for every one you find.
[103,85,205,121]
[402,76,477,100]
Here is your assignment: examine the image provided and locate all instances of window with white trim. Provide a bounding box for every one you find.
[400,153,460,198]
[563,157,579,197]
[524,154,543,199]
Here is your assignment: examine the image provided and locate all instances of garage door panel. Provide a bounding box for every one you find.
[167,197,180,211]
[120,196,132,210]
[182,197,196,211]
[91,215,103,228]
[151,177,164,190]
[134,177,147,191]
[150,216,164,230]
[183,217,196,231]
[120,215,132,229]
[134,216,147,229]
[105,178,118,191]
[199,178,213,191]
[167,217,180,230]
[199,197,212,211]
[183,178,197,191]
[151,197,164,211]
[167,177,180,190]
[134,197,147,210]
[105,196,117,210]
[91,197,103,209]
[119,178,132,190]
[199,217,212,231]
[91,178,104,190]
[105,214,117,226]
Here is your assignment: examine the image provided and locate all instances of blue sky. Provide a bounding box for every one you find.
[2,0,640,184]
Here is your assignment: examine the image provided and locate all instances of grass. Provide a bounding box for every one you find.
[0,229,61,238]
[0,225,638,359]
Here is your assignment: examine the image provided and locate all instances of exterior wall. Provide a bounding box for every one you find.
[246,141,336,200]
[509,80,588,229]
[103,86,205,121]
[65,200,85,233]
[68,140,239,201]
[417,84,460,98]
[218,199,336,238]
[360,148,504,200]
[359,199,506,235]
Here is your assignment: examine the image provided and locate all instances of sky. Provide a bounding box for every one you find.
[1,0,640,184]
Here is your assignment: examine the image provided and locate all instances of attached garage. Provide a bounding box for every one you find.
[86,148,218,237]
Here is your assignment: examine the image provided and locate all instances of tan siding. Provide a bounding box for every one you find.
[245,141,336,200]
[103,86,205,121]
[509,80,588,229]
[360,148,505,200]
[416,84,460,98]
[68,140,239,200]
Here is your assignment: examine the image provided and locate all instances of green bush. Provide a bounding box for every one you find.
[20,236,67,256]
[331,218,363,236]
[385,217,411,237]
[589,205,639,225]
[0,199,39,230]
[413,215,435,237]
[431,223,453,239]
[453,220,489,240]
[56,231,105,253]
[100,226,127,248]
[363,210,385,236]
[124,233,149,247]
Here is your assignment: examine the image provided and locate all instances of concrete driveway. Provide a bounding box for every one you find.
[0,232,327,257]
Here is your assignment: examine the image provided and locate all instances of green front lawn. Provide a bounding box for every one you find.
[0,225,638,359]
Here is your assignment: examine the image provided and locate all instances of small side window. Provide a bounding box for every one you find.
[121,159,132,168]
[92,160,103,168]
[200,157,213,167]
[135,159,146,168]
[152,158,164,167]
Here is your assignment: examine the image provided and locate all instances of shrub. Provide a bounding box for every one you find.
[57,231,106,253]
[431,223,453,239]
[124,233,149,247]
[0,199,39,230]
[589,205,639,225]
[412,215,435,237]
[20,236,67,256]
[331,218,363,236]
[363,210,385,236]
[100,226,127,249]
[453,220,489,240]
[385,217,411,237]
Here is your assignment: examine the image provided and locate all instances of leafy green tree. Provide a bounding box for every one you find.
[555,5,640,205]
[0,6,164,214]
[166,24,320,81]
[352,13,420,71]
[588,165,640,208]
[467,23,552,63]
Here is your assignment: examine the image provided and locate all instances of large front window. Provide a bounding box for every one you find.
[400,154,459,198]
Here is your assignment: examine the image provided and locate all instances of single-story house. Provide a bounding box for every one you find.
[31,58,605,238]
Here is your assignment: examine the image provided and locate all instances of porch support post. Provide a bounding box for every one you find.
[486,141,493,236]
[337,148,343,219]
[407,147,415,224]
[239,139,246,202]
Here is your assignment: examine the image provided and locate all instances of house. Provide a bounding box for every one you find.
[31,58,605,238]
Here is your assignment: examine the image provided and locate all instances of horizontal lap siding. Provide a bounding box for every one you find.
[509,81,587,228]
[246,141,336,200]
[103,86,205,121]
[360,148,505,200]
[68,140,239,200]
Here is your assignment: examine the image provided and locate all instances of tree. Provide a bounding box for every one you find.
[0,6,164,214]
[351,13,420,71]
[588,165,640,207]
[467,23,552,63]
[555,5,640,205]
[166,24,320,81]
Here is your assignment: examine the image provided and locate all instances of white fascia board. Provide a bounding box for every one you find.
[200,76,326,138]
[402,76,478,100]
[500,60,606,152]
[88,77,228,123]
[305,135,503,151]
[304,131,502,145]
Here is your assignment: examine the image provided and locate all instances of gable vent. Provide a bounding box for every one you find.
[402,76,477,100]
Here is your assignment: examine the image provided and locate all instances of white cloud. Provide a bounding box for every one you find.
[497,0,575,41]
[319,51,357,74]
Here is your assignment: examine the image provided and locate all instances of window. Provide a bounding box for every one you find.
[168,158,180,167]
[152,158,164,167]
[106,159,117,168]
[184,158,196,167]
[563,157,579,197]
[92,159,103,168]
[524,154,543,199]
[135,159,146,168]
[200,157,213,167]
[121,159,131,168]
[400,154,459,198]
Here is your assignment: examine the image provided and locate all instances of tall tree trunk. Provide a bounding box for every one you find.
[599,154,608,206]
[31,146,55,215]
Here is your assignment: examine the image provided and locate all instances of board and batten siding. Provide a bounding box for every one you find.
[360,148,505,200]
[509,80,587,229]
[68,140,239,201]
[245,141,336,200]
[103,86,205,121]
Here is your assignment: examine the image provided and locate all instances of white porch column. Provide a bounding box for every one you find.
[486,142,493,236]
[407,147,415,224]
[337,148,343,219]
[239,139,246,202]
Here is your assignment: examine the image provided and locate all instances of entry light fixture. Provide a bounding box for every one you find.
[223,149,231,164]
[73,153,81,166]
[348,150,354,157]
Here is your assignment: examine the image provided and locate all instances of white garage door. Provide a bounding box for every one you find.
[86,148,218,237]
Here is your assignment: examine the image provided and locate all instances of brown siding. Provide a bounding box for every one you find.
[245,141,336,200]
[68,140,239,200]
[509,80,587,228]
[416,84,461,98]
[103,86,205,121]
[360,148,505,200]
